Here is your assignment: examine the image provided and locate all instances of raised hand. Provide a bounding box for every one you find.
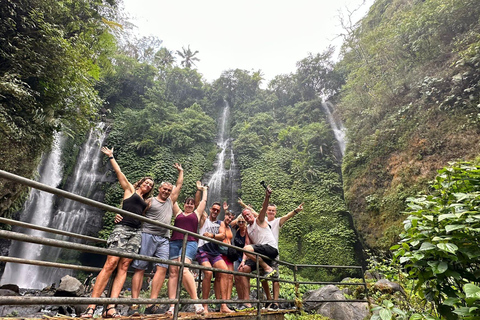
[101,146,114,157]
[174,163,183,172]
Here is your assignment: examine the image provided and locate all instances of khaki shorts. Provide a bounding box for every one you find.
[107,224,142,254]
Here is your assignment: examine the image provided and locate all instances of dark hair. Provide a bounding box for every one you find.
[133,177,155,200]
[212,202,221,208]
[184,197,195,204]
[225,211,234,217]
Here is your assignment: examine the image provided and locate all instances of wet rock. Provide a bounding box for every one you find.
[374,279,406,297]
[304,285,369,320]
[0,284,20,294]
[0,288,19,296]
[54,275,85,297]
[0,305,42,317]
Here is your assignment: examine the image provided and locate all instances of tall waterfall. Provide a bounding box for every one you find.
[1,125,108,289]
[205,102,241,215]
[322,101,347,157]
[1,132,65,288]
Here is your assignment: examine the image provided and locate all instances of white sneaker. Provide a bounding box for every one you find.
[194,304,204,314]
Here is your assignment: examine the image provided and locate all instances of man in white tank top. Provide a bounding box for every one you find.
[236,187,279,308]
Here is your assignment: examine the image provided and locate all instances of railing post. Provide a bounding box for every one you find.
[294,264,301,313]
[256,255,261,320]
[173,234,189,320]
[361,265,370,307]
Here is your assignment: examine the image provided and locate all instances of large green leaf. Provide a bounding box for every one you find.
[464,283,480,299]
[444,224,466,233]
[437,242,458,254]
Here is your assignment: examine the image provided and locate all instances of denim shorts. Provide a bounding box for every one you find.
[169,240,198,261]
[131,233,169,270]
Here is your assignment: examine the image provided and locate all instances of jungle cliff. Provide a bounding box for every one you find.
[337,0,480,250]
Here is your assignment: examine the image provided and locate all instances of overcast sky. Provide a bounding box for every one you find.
[121,0,374,83]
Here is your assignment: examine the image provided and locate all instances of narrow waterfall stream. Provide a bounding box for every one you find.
[322,101,347,157]
[205,102,241,215]
[1,125,108,289]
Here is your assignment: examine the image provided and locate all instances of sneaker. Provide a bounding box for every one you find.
[264,269,277,279]
[144,305,163,315]
[263,303,270,310]
[194,304,204,314]
[235,304,255,312]
[127,304,140,316]
[268,303,279,311]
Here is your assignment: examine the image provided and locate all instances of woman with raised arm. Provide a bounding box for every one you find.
[80,147,154,318]
[165,182,208,315]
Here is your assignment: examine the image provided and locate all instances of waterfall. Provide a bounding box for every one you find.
[1,132,65,289]
[1,124,108,289]
[205,102,241,215]
[321,101,347,157]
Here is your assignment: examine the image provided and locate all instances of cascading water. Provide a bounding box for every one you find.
[1,124,108,289]
[1,132,65,289]
[205,102,241,215]
[321,101,347,157]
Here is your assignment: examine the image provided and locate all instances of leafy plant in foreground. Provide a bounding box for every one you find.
[392,161,480,319]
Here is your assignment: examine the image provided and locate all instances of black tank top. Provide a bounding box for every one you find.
[119,193,147,229]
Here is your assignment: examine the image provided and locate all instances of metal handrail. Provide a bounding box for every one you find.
[0,217,106,244]
[0,169,369,319]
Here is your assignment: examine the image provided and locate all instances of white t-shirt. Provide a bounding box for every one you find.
[267,217,281,244]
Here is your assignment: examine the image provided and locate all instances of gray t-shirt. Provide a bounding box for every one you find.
[141,197,173,238]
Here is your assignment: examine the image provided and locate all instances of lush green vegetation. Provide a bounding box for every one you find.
[338,0,480,250]
[3,3,480,318]
[0,0,119,222]
[359,161,480,320]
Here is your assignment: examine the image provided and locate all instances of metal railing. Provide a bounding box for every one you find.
[0,169,369,319]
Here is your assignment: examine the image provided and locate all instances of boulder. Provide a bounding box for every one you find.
[0,284,20,294]
[55,275,85,297]
[0,288,19,296]
[374,279,406,297]
[304,285,369,320]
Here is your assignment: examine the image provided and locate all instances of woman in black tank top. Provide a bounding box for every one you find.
[81,147,154,318]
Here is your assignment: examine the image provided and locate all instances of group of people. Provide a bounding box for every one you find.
[80,147,303,317]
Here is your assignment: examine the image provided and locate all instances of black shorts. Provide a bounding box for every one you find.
[245,244,278,271]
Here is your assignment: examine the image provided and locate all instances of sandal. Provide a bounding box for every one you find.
[80,306,96,318]
[165,306,175,316]
[103,305,121,318]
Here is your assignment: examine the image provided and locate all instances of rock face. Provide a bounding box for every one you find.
[54,275,85,297]
[374,279,406,297]
[303,285,369,320]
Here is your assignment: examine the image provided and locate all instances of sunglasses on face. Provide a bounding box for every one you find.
[211,208,220,213]
[238,221,245,224]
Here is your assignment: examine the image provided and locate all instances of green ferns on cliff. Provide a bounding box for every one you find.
[338,0,480,250]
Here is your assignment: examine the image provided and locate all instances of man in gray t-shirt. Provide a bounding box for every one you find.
[128,163,183,315]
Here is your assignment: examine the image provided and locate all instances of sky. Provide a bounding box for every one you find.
[121,0,374,84]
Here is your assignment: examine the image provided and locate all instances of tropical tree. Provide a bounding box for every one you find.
[176,45,200,68]
[154,47,176,69]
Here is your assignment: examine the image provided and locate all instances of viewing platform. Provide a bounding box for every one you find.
[13,309,291,320]
[0,170,368,320]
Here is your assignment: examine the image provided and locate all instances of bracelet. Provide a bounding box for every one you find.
[109,156,114,159]
[294,209,299,214]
